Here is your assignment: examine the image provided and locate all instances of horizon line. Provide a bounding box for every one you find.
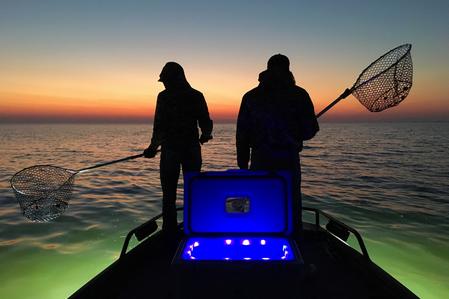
[1,119,448,125]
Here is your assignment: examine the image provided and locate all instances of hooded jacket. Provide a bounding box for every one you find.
[236,69,319,169]
[150,62,213,148]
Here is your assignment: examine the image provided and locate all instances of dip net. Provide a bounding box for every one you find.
[11,165,76,222]
[351,44,413,112]
[10,153,144,222]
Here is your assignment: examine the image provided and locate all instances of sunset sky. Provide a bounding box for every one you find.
[1,0,448,123]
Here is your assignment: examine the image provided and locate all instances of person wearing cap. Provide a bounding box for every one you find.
[144,62,213,235]
[236,54,319,232]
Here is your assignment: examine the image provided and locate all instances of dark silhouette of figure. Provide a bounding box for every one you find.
[236,54,319,232]
[144,62,213,234]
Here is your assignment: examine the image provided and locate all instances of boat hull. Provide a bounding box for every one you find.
[70,217,418,299]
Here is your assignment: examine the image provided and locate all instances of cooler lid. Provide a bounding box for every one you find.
[183,170,293,235]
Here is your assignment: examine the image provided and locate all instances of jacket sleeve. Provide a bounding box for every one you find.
[236,95,251,169]
[149,93,167,148]
[300,91,319,141]
[197,92,213,137]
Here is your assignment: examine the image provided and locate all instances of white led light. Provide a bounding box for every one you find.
[242,239,250,246]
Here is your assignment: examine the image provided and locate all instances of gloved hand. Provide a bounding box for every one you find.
[199,134,213,145]
[143,145,158,158]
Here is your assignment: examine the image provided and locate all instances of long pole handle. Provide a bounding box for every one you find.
[78,153,144,172]
[77,88,350,173]
[316,88,352,118]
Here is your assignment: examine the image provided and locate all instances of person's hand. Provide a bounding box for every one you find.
[143,145,158,158]
[199,134,213,145]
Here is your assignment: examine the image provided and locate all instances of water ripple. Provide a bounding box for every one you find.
[0,123,448,299]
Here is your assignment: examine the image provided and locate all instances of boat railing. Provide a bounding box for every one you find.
[303,206,370,261]
[120,207,183,258]
[120,206,370,262]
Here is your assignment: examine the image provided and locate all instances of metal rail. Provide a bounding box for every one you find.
[119,207,183,258]
[303,206,370,260]
[120,206,370,261]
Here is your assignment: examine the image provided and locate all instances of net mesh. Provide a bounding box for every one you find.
[10,165,76,222]
[352,44,413,112]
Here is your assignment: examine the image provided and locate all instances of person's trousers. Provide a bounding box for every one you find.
[250,149,302,233]
[160,145,202,233]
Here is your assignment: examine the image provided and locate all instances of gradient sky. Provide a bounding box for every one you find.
[1,0,448,122]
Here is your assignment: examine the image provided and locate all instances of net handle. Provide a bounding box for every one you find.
[77,153,144,173]
[77,149,161,173]
[316,88,352,119]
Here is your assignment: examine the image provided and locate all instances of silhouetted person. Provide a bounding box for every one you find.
[236,54,319,232]
[144,62,213,235]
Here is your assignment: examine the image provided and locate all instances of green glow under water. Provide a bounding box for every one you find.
[1,123,448,299]
[1,224,448,299]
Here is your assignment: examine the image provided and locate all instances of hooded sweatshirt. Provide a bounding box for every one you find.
[236,69,319,169]
[150,62,213,148]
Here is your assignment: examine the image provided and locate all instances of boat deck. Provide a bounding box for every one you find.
[71,222,418,299]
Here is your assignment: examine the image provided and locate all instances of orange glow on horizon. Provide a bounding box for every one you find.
[1,88,447,123]
[1,65,448,122]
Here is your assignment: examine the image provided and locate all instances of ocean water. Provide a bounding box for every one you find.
[0,123,448,299]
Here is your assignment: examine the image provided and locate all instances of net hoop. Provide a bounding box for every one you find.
[10,153,144,222]
[351,44,413,112]
[352,44,412,91]
[10,165,77,222]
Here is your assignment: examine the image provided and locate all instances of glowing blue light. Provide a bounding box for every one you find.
[181,237,295,261]
[184,171,293,234]
[281,245,290,260]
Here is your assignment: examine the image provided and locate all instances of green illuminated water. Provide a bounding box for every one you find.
[0,123,448,298]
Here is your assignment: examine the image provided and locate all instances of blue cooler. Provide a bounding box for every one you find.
[172,170,304,296]
[173,170,303,285]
